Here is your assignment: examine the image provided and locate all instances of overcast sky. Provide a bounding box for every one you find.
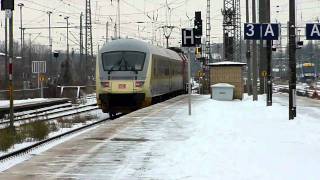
[0,0,320,53]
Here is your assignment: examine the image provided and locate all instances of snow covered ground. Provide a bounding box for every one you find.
[0,109,108,171]
[0,98,47,108]
[1,93,320,179]
[143,94,320,180]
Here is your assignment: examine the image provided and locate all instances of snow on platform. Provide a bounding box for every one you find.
[1,94,320,180]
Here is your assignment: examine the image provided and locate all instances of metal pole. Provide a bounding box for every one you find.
[4,15,8,89]
[18,4,25,82]
[188,48,192,115]
[80,13,83,81]
[266,0,272,106]
[252,0,258,101]
[114,23,117,39]
[18,3,24,57]
[47,11,52,77]
[85,0,88,84]
[117,0,120,38]
[289,0,296,119]
[65,17,70,59]
[8,10,15,129]
[22,28,25,57]
[38,73,40,89]
[40,78,44,98]
[259,0,267,94]
[29,34,32,84]
[106,21,109,42]
[246,0,252,96]
[166,37,169,48]
[266,39,273,106]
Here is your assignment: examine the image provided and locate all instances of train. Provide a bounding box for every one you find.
[296,62,317,83]
[96,39,188,117]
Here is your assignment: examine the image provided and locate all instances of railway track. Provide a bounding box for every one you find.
[0,103,98,128]
[7,102,73,119]
[0,113,122,162]
[274,84,320,99]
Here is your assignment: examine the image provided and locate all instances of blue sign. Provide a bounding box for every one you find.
[244,23,280,40]
[261,24,279,40]
[244,23,261,40]
[306,23,320,40]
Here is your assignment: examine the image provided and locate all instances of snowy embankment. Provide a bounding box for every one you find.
[146,94,320,180]
[0,98,47,108]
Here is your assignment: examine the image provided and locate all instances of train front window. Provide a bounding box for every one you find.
[102,51,146,72]
[303,67,315,74]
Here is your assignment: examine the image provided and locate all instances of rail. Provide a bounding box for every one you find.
[273,84,320,99]
[0,113,122,162]
[0,103,98,128]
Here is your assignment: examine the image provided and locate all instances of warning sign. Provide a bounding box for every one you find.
[261,71,267,77]
[39,74,46,81]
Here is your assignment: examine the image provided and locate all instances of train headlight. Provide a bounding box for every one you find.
[101,81,110,88]
[135,81,145,88]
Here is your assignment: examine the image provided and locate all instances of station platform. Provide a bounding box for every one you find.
[1,94,320,179]
[0,98,70,117]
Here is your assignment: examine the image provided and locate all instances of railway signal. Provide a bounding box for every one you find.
[1,0,14,10]
[194,11,202,45]
[32,61,47,98]
[195,47,202,59]
[194,11,202,36]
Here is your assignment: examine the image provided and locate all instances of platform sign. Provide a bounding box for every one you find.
[32,61,46,74]
[244,23,280,40]
[182,28,195,47]
[244,23,261,40]
[261,24,280,40]
[306,23,320,40]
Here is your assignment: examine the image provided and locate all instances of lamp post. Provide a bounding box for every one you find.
[18,3,25,81]
[47,11,52,78]
[64,16,70,59]
[18,3,24,55]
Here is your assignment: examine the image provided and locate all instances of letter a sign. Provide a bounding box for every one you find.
[182,28,195,47]
[306,23,320,40]
[261,24,279,40]
[244,23,279,40]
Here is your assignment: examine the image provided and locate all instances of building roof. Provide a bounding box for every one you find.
[211,83,235,88]
[208,61,246,66]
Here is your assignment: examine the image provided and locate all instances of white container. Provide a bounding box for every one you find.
[211,83,234,101]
